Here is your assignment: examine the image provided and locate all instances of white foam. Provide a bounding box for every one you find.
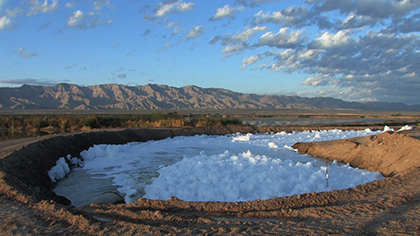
[143,151,382,202]
[383,125,394,132]
[397,125,413,132]
[53,128,388,203]
[48,154,82,182]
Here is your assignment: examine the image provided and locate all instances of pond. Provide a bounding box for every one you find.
[51,129,385,206]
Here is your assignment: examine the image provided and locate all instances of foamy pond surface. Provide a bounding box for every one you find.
[53,129,385,206]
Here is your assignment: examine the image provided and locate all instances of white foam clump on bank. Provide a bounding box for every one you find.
[397,125,413,132]
[54,128,393,203]
[48,154,82,182]
[383,125,394,132]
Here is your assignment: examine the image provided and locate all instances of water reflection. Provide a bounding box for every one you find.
[241,117,415,126]
[0,129,49,140]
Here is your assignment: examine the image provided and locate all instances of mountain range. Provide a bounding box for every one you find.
[0,83,419,111]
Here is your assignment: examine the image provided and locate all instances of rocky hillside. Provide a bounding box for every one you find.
[0,83,419,111]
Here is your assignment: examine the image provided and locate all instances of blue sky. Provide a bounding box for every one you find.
[1,0,420,105]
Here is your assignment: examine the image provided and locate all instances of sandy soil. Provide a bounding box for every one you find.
[1,125,419,235]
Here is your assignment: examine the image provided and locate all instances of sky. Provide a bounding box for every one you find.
[1,0,420,105]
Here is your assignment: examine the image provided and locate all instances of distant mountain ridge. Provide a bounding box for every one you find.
[0,83,419,111]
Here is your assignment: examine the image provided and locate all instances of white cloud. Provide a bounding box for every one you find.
[209,5,245,21]
[65,2,74,9]
[300,74,333,87]
[149,0,195,19]
[14,47,24,53]
[339,12,378,30]
[222,45,245,53]
[252,6,312,27]
[310,0,420,23]
[251,1,420,32]
[93,0,112,11]
[232,26,268,43]
[221,45,246,58]
[258,28,306,48]
[388,13,420,33]
[186,25,204,39]
[239,26,420,102]
[210,26,268,45]
[166,21,180,28]
[67,10,106,29]
[5,7,22,17]
[0,15,12,30]
[161,42,172,51]
[236,0,420,104]
[27,0,59,16]
[68,10,84,27]
[308,30,354,49]
[241,54,267,70]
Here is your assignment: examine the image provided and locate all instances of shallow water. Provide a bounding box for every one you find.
[241,117,414,126]
[53,129,384,205]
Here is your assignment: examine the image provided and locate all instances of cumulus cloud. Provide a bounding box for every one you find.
[251,0,420,32]
[310,0,420,19]
[166,21,180,28]
[307,30,354,49]
[93,0,112,11]
[67,10,110,29]
[387,13,420,33]
[252,5,313,27]
[144,0,195,20]
[26,0,59,16]
[210,26,268,45]
[231,0,420,104]
[221,45,246,58]
[258,27,306,48]
[209,5,245,21]
[186,25,204,39]
[65,2,74,9]
[241,53,269,70]
[0,15,13,30]
[256,31,420,104]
